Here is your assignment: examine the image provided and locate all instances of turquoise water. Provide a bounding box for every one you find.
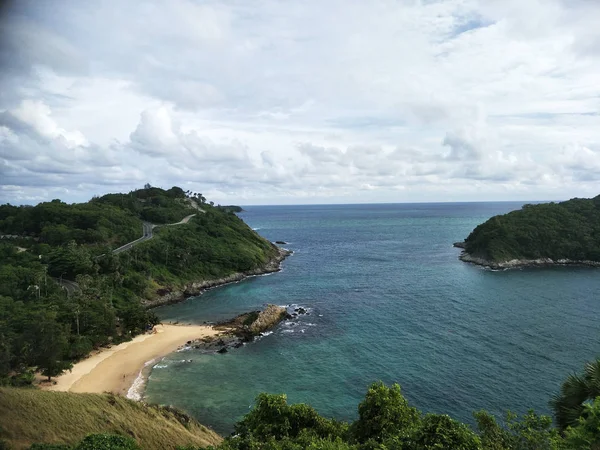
[145,203,600,435]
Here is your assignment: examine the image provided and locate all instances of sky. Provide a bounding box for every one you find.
[1,0,600,205]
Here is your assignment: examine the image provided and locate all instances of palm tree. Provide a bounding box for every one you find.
[551,359,600,431]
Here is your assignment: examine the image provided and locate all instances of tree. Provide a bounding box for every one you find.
[413,413,481,450]
[27,312,72,381]
[550,359,600,431]
[234,393,346,442]
[0,332,12,382]
[351,382,421,443]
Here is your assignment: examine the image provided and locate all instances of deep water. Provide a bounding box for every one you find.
[145,202,600,435]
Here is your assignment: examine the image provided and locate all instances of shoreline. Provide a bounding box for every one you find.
[41,324,222,397]
[143,246,292,309]
[458,251,600,270]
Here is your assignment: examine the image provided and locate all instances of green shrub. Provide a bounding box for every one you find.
[74,434,139,450]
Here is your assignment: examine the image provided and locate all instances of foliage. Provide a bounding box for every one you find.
[73,434,140,450]
[232,393,348,445]
[550,359,600,431]
[200,380,580,450]
[351,382,420,444]
[561,397,600,449]
[411,413,481,449]
[475,410,561,450]
[0,186,278,384]
[463,196,600,262]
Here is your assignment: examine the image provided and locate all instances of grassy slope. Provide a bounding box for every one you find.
[0,388,222,449]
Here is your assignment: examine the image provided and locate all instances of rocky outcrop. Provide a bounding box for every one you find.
[458,251,600,270]
[249,305,289,335]
[453,241,466,249]
[142,247,292,309]
[191,304,289,353]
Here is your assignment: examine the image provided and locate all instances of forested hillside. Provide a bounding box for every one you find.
[0,186,278,386]
[461,196,600,263]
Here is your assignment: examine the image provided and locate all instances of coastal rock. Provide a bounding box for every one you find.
[249,305,288,335]
[458,251,600,270]
[453,241,466,249]
[190,304,289,354]
[275,241,287,245]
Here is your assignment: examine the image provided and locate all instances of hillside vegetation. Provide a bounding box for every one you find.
[0,186,278,385]
[0,388,221,449]
[461,196,600,263]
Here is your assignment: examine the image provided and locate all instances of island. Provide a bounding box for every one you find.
[455,195,600,269]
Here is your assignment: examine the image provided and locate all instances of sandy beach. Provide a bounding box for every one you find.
[43,324,221,397]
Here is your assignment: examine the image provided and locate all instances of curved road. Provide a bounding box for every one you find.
[112,214,196,254]
[57,213,198,293]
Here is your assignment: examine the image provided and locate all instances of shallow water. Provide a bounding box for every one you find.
[145,202,600,434]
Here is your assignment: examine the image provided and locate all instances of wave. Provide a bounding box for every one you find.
[126,358,157,401]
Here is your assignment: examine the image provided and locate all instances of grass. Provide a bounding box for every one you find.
[0,388,222,449]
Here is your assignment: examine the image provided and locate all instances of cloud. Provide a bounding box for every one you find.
[2,0,600,204]
[129,107,179,157]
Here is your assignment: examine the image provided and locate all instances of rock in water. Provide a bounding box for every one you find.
[249,305,288,335]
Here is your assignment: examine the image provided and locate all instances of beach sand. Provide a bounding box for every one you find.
[42,324,221,397]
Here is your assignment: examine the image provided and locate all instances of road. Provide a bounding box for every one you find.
[112,214,197,254]
[55,213,197,293]
[58,279,80,296]
[112,221,155,254]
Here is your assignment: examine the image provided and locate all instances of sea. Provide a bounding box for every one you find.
[144,202,600,435]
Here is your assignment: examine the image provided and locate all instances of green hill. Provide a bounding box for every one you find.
[0,388,221,449]
[457,195,600,268]
[0,186,281,385]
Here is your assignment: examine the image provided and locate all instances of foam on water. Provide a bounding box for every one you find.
[127,358,157,401]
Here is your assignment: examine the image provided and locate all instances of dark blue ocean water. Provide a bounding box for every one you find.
[145,202,600,435]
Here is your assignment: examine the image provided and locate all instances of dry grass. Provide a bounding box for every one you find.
[0,388,222,449]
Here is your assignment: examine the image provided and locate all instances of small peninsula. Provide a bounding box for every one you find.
[455,195,600,269]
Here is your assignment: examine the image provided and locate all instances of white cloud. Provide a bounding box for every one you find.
[1,0,600,204]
